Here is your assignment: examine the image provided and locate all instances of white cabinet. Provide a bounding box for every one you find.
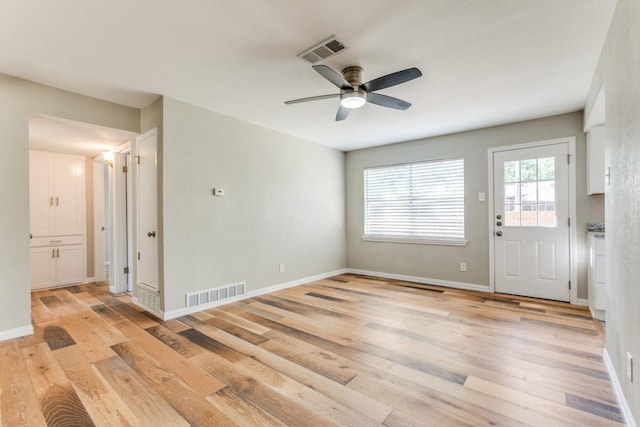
[587,125,605,195]
[30,242,84,290]
[588,233,606,321]
[29,150,86,289]
[30,151,86,237]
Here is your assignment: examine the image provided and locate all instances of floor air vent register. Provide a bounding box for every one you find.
[186,282,246,308]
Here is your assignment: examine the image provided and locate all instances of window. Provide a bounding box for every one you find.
[363,158,465,245]
[503,157,556,227]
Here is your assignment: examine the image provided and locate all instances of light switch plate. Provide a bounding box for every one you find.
[478,192,486,202]
[213,188,225,196]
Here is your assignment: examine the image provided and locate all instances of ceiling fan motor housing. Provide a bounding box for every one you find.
[342,66,363,88]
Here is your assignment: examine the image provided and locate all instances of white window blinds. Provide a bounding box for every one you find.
[364,158,465,242]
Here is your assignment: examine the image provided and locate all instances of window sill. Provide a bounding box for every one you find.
[362,235,468,247]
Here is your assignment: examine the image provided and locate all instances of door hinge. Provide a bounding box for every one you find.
[124,266,129,274]
[137,252,141,260]
[568,280,572,290]
[567,154,571,165]
[136,155,141,164]
[122,165,128,173]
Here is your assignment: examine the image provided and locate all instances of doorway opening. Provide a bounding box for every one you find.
[28,114,138,297]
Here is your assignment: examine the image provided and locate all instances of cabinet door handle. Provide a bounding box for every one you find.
[56,197,59,206]
[52,249,55,258]
[50,196,54,206]
[56,248,60,258]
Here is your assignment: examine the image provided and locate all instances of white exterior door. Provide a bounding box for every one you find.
[136,129,159,291]
[493,142,571,301]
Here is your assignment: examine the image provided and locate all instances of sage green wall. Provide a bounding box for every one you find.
[0,73,139,333]
[346,112,603,299]
[161,98,346,312]
[587,0,640,420]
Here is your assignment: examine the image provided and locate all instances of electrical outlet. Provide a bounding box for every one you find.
[627,352,634,383]
[459,262,467,272]
[279,263,285,273]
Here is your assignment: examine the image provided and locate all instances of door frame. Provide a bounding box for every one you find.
[108,141,134,294]
[487,137,578,303]
[93,158,106,283]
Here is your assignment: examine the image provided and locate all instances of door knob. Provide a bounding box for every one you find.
[496,231,503,236]
[147,231,156,238]
[496,221,502,227]
[496,214,502,220]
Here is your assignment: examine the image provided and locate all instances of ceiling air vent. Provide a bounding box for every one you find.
[298,36,347,64]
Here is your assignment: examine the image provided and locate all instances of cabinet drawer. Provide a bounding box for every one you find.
[31,235,83,248]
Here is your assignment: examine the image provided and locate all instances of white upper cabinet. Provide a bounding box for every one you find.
[29,151,86,237]
[586,125,606,195]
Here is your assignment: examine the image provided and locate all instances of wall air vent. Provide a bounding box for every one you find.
[186,282,246,308]
[298,35,347,64]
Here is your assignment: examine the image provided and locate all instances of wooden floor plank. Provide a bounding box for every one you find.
[1,274,624,426]
[51,345,142,427]
[93,356,189,426]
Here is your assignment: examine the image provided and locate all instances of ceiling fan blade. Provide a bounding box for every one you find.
[336,105,351,121]
[313,65,352,90]
[367,93,411,110]
[284,93,340,104]
[361,67,422,92]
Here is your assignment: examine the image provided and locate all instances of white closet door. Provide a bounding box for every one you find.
[29,151,54,236]
[53,154,85,236]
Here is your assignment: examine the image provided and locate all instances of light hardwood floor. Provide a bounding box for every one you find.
[0,274,624,426]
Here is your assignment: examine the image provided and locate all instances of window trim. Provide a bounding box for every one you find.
[362,157,466,247]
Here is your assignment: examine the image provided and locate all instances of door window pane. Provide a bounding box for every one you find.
[539,203,556,226]
[504,161,519,183]
[521,203,538,226]
[505,204,520,226]
[520,159,537,181]
[538,181,555,203]
[538,157,555,180]
[521,182,537,203]
[504,183,519,205]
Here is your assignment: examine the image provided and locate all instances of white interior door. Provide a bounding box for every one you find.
[493,142,570,301]
[135,129,158,291]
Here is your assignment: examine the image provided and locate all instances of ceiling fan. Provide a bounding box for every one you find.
[284,65,422,121]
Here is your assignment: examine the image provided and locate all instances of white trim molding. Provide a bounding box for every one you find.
[573,297,589,307]
[0,324,34,342]
[604,348,638,427]
[158,269,348,320]
[347,268,490,293]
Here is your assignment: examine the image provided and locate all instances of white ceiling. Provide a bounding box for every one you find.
[29,115,138,157]
[1,1,616,152]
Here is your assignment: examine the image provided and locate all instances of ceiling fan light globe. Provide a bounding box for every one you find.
[340,91,367,109]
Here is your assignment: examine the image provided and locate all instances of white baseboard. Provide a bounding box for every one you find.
[603,348,638,427]
[0,324,34,342]
[346,268,490,293]
[573,297,590,307]
[161,269,348,320]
